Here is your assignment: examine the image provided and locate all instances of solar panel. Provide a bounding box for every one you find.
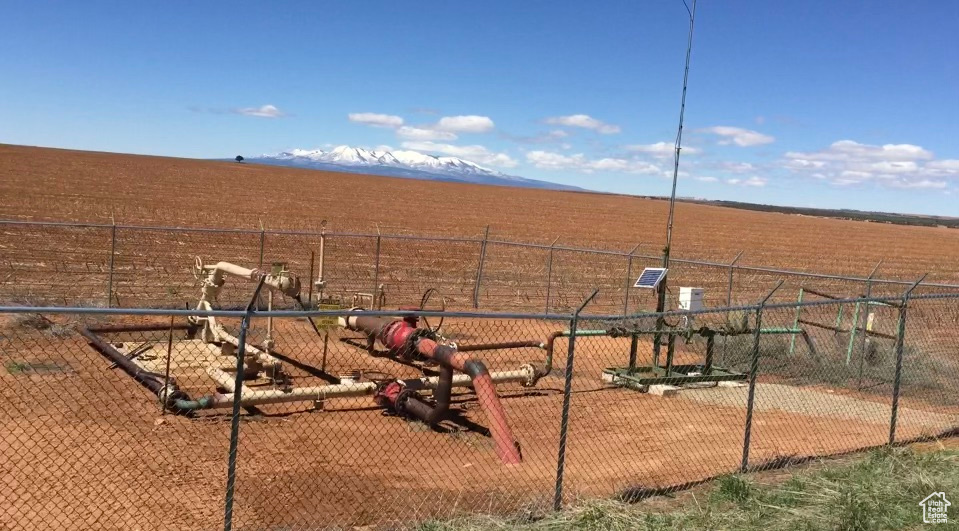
[634,267,668,289]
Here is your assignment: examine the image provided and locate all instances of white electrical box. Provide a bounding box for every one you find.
[678,287,705,312]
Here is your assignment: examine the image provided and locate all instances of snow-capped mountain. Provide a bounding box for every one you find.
[244,146,581,191]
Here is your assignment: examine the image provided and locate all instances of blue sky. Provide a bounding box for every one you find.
[1,1,957,215]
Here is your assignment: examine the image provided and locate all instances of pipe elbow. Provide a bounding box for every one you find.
[462,359,490,379]
[172,395,213,412]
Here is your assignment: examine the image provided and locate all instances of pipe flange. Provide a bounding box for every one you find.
[404,328,437,360]
[394,388,416,417]
[158,384,188,409]
[520,364,536,387]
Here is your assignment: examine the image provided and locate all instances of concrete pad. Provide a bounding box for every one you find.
[649,385,680,397]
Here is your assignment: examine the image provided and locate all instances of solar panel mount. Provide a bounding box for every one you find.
[634,267,668,289]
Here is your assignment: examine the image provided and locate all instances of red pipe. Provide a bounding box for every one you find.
[347,313,522,465]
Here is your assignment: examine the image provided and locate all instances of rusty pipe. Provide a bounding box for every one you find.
[417,339,522,465]
[341,312,522,464]
[455,340,545,352]
[398,365,454,424]
[538,331,565,380]
[79,327,190,412]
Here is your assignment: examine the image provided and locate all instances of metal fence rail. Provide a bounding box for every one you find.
[3,219,959,315]
[0,289,956,529]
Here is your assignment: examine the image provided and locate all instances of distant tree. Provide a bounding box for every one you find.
[235,155,244,163]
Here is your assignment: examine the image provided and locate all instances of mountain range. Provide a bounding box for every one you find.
[244,146,583,191]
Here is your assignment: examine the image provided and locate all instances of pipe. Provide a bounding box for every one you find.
[418,340,522,464]
[86,323,196,334]
[206,366,247,393]
[207,261,256,281]
[341,312,523,464]
[208,381,377,407]
[539,329,608,380]
[214,324,282,369]
[456,340,545,352]
[79,327,190,411]
[168,367,538,411]
[398,365,454,424]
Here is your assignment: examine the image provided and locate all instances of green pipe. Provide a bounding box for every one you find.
[173,396,214,411]
[542,326,804,382]
[759,328,803,334]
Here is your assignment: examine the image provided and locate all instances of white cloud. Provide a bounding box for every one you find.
[786,140,932,162]
[526,150,660,174]
[435,115,495,133]
[396,126,458,141]
[548,129,569,138]
[720,161,756,174]
[782,139,956,189]
[887,179,948,189]
[348,112,404,128]
[726,176,767,187]
[401,141,516,168]
[235,104,286,118]
[626,141,701,157]
[927,159,959,172]
[695,176,719,183]
[545,114,621,134]
[698,126,774,147]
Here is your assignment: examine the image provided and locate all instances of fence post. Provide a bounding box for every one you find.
[721,251,743,362]
[741,279,783,472]
[622,243,641,315]
[257,220,266,270]
[373,230,382,299]
[106,220,117,307]
[554,288,599,511]
[544,236,560,314]
[726,250,743,308]
[223,276,267,531]
[855,261,883,389]
[472,226,490,309]
[888,273,926,445]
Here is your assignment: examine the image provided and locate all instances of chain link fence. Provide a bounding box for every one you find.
[1,287,956,529]
[4,220,959,314]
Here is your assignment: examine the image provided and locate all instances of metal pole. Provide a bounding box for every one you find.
[623,243,641,316]
[788,288,804,356]
[106,222,117,308]
[472,225,490,309]
[554,289,599,511]
[317,229,326,304]
[722,250,743,362]
[628,334,639,371]
[888,273,926,445]
[258,224,266,270]
[161,315,174,415]
[726,251,743,309]
[856,261,882,389]
[846,301,861,365]
[373,234,381,300]
[741,279,783,472]
[545,236,560,314]
[655,0,697,361]
[307,250,315,308]
[223,276,267,531]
